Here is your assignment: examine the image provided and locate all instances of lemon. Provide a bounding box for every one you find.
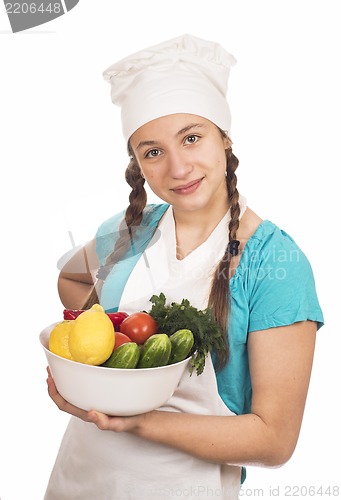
[49,320,74,360]
[68,304,115,365]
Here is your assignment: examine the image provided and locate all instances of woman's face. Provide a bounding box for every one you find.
[129,113,229,215]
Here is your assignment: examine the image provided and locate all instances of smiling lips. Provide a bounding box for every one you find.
[171,178,204,195]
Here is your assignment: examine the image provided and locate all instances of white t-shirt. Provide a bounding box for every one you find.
[44,198,247,500]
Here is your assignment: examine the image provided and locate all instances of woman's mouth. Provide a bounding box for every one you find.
[171,178,204,195]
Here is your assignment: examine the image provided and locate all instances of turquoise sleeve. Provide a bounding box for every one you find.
[247,226,324,333]
[94,203,169,312]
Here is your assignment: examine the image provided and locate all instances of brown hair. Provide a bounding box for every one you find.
[83,131,240,369]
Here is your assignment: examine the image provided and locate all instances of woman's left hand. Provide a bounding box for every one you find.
[46,366,147,432]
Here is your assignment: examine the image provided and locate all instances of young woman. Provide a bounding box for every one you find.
[45,34,324,499]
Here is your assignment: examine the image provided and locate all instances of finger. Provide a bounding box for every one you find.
[87,411,122,431]
[87,410,145,432]
[46,369,58,397]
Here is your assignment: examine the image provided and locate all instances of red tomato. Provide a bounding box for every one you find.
[120,312,158,344]
[113,331,132,351]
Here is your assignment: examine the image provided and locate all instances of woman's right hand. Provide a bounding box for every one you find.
[46,366,149,432]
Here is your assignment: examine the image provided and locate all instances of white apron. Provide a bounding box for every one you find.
[44,355,241,499]
[45,200,247,500]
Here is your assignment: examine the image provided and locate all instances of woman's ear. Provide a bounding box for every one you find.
[223,135,232,150]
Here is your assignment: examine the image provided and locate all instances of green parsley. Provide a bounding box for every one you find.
[147,292,225,376]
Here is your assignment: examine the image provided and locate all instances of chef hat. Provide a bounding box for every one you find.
[103,34,236,142]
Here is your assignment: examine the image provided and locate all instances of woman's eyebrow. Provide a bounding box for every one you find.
[176,123,205,136]
[136,140,158,150]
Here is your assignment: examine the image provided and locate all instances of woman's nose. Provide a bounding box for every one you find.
[167,149,193,178]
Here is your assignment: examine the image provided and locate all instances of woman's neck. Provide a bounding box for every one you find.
[172,200,230,260]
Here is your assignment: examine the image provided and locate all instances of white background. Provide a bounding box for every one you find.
[0,1,340,499]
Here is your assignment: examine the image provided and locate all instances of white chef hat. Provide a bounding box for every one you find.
[103,34,236,142]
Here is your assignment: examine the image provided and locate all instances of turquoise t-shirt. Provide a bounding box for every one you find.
[96,203,324,417]
[214,218,324,418]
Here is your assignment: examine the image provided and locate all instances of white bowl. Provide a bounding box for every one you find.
[40,322,191,416]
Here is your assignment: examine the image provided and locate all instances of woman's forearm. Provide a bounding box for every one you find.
[132,410,289,468]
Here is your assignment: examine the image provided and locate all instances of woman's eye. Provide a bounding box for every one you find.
[184,135,199,144]
[145,149,161,158]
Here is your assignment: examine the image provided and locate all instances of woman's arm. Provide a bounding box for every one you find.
[57,239,99,309]
[132,320,316,467]
[47,320,316,468]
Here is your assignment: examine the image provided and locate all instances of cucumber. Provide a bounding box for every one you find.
[138,334,172,368]
[102,342,140,369]
[169,329,194,364]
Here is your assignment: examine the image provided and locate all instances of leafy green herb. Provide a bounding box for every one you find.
[147,292,225,376]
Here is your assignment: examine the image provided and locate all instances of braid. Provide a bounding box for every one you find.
[82,147,147,309]
[104,156,147,268]
[208,141,240,369]
[226,147,240,240]
[125,157,147,227]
